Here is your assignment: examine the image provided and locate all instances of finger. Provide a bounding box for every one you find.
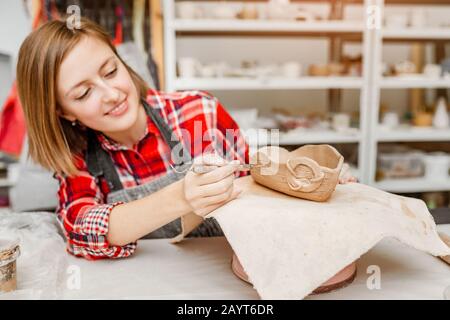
[192,164,219,174]
[199,183,234,207]
[198,161,240,185]
[197,174,235,196]
[200,188,243,218]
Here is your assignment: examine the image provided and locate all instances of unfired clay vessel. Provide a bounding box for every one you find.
[250,145,344,202]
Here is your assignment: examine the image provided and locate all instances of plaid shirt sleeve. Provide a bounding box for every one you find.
[162,90,250,177]
[55,159,137,260]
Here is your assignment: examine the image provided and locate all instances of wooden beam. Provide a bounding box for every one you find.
[150,0,165,90]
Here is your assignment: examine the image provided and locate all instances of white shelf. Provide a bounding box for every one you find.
[174,77,364,90]
[172,19,365,33]
[380,77,450,88]
[0,178,12,188]
[377,127,450,142]
[249,129,361,145]
[375,178,450,193]
[383,28,450,39]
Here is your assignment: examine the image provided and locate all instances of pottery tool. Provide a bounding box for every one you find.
[192,163,259,174]
[438,232,450,265]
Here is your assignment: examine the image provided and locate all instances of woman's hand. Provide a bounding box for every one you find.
[339,163,358,184]
[183,154,242,217]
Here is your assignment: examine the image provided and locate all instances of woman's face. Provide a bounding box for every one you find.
[57,36,141,134]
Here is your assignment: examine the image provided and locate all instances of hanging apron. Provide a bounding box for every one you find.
[86,99,223,240]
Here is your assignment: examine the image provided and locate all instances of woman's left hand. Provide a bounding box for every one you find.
[339,163,358,184]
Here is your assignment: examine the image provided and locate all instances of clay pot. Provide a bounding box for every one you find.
[237,4,258,20]
[250,145,344,202]
[0,239,20,293]
[308,64,330,76]
[231,253,357,295]
[328,63,346,76]
[413,112,433,127]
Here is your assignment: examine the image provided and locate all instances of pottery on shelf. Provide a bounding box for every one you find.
[281,61,302,78]
[237,4,259,20]
[413,112,433,127]
[424,152,449,181]
[231,253,357,295]
[332,113,351,132]
[211,4,237,19]
[423,64,442,78]
[381,112,400,129]
[177,57,202,78]
[308,63,345,76]
[175,1,203,19]
[433,97,449,129]
[308,64,330,76]
[250,145,344,202]
[393,60,417,76]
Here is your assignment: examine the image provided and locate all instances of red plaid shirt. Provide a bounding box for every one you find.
[55,89,249,260]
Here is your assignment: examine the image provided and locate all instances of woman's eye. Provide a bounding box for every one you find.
[106,68,117,77]
[76,88,90,100]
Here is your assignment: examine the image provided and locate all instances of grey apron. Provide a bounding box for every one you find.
[86,99,223,239]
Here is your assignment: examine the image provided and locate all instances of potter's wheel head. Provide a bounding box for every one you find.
[231,252,357,295]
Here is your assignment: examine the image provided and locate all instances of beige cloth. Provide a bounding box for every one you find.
[194,176,450,299]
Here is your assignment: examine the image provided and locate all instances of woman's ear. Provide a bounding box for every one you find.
[57,106,77,123]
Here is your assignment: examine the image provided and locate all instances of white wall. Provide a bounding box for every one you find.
[0,0,31,107]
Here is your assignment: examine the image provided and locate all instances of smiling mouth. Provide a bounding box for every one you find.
[105,99,128,116]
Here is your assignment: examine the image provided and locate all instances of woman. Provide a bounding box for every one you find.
[17,18,247,260]
[17,18,355,261]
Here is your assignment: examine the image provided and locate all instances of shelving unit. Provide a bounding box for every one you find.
[163,0,450,193]
[164,0,373,183]
[172,19,365,33]
[0,178,12,188]
[375,178,450,193]
[174,76,364,90]
[380,77,450,88]
[382,28,450,39]
[377,127,450,142]
[262,130,362,145]
[367,0,450,193]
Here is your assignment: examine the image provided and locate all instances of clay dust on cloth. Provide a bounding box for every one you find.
[0,209,68,299]
[207,176,450,300]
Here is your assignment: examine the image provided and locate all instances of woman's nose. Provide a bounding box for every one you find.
[101,84,120,104]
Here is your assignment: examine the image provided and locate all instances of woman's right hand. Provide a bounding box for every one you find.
[183,154,242,217]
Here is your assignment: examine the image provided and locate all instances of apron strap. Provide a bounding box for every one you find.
[86,98,191,193]
[86,129,124,192]
[142,99,192,165]
[142,100,179,150]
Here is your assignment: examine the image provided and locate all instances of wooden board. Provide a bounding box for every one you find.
[150,0,165,89]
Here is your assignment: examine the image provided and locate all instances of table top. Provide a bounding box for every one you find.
[61,225,450,300]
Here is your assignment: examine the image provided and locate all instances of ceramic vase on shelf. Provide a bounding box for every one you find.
[433,97,449,129]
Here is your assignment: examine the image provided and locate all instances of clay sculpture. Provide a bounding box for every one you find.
[250,145,344,202]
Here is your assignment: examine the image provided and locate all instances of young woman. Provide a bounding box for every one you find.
[17,18,248,260]
[16,18,355,261]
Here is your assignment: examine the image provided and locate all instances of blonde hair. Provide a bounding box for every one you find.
[17,17,148,176]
